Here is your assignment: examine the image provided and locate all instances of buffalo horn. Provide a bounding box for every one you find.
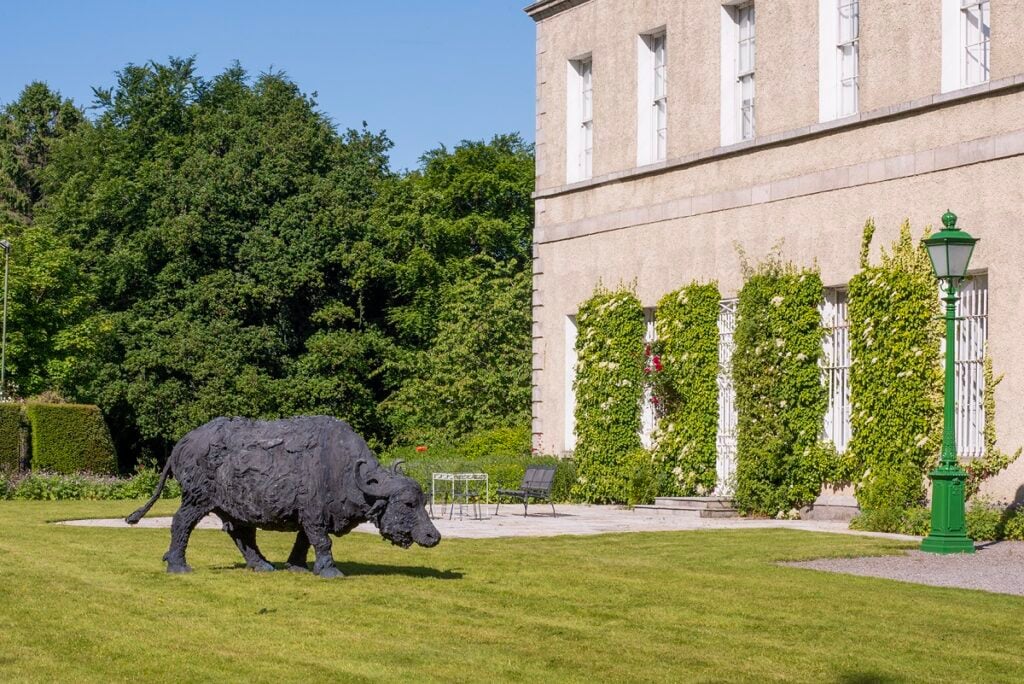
[391,459,405,475]
[355,459,390,497]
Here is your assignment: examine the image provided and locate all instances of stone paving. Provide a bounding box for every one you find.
[58,503,918,541]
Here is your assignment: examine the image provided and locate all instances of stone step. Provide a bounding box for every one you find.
[633,504,738,518]
[652,496,736,511]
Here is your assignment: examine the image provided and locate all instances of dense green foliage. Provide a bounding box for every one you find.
[4,501,1024,682]
[26,403,117,474]
[848,221,942,512]
[0,467,181,501]
[0,404,21,471]
[571,287,646,503]
[851,501,1024,541]
[733,258,829,516]
[0,60,534,463]
[651,282,720,495]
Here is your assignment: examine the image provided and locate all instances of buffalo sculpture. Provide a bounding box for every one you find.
[126,415,440,577]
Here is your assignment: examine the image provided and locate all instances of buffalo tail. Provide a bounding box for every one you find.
[125,458,173,525]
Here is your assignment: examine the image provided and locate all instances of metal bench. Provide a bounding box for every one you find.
[495,465,557,517]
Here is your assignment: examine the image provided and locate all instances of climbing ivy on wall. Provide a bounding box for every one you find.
[651,282,721,496]
[572,286,646,503]
[733,257,829,516]
[848,220,942,512]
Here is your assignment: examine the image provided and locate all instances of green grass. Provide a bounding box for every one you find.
[1,501,1022,683]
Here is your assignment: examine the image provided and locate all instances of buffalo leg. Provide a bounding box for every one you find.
[303,524,343,579]
[226,524,274,572]
[285,529,311,573]
[163,502,209,573]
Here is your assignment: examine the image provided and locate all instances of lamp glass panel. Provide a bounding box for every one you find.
[947,242,975,280]
[927,242,949,279]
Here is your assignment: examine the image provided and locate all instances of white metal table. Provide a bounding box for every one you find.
[430,472,489,520]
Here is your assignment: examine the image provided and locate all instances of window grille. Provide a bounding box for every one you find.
[962,1,991,86]
[580,59,594,178]
[954,274,987,458]
[837,0,859,116]
[652,33,668,161]
[736,4,756,141]
[716,299,739,495]
[641,308,658,448]
[821,288,851,452]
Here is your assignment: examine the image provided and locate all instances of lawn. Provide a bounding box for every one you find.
[1,501,1022,683]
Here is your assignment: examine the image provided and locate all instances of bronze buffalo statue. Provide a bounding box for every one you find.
[126,415,440,577]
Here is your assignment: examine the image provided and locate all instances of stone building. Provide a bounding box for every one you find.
[524,0,1024,505]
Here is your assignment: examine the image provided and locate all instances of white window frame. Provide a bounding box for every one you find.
[819,0,859,121]
[954,273,988,459]
[637,30,667,166]
[821,288,851,452]
[942,0,991,92]
[721,3,755,144]
[564,315,578,452]
[566,56,593,182]
[715,299,739,495]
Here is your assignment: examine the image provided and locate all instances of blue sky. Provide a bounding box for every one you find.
[0,1,536,171]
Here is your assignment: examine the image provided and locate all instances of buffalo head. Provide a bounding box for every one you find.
[356,460,440,549]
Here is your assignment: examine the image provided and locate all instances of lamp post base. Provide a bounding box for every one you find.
[920,464,975,555]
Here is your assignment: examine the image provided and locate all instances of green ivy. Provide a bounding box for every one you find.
[848,220,942,511]
[964,350,1019,499]
[572,286,645,503]
[651,282,721,495]
[733,257,828,516]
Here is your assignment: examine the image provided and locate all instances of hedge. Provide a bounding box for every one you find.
[571,286,646,503]
[848,221,942,511]
[732,257,830,516]
[0,403,22,472]
[26,403,117,475]
[651,282,721,496]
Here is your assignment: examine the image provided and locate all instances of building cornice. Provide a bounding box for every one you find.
[524,0,592,22]
[534,73,1024,200]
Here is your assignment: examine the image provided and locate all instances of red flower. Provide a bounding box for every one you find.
[652,355,663,371]
[644,367,651,375]
[415,445,428,453]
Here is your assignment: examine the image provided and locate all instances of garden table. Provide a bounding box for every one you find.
[430,472,488,520]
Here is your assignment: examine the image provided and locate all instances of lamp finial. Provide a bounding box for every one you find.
[941,210,958,230]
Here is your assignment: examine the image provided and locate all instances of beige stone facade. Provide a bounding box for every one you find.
[526,0,1024,504]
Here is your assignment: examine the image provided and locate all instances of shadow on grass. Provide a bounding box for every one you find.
[214,561,464,580]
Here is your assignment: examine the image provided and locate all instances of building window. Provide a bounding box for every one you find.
[640,309,658,448]
[637,32,668,165]
[942,0,990,92]
[821,288,851,452]
[737,4,756,141]
[716,299,739,495]
[837,0,859,116]
[566,57,593,182]
[962,1,991,86]
[954,274,987,458]
[565,315,578,452]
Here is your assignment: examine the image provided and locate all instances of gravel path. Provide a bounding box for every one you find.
[785,541,1024,596]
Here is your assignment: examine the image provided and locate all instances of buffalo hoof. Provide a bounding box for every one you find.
[316,565,344,579]
[167,564,192,574]
[249,560,275,573]
[285,563,310,574]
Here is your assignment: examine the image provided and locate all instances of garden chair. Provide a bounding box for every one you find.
[495,465,557,517]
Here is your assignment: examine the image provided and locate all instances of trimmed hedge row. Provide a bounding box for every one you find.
[27,403,117,475]
[0,403,21,471]
[851,501,1024,542]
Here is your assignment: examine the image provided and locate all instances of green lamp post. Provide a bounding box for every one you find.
[920,210,978,554]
